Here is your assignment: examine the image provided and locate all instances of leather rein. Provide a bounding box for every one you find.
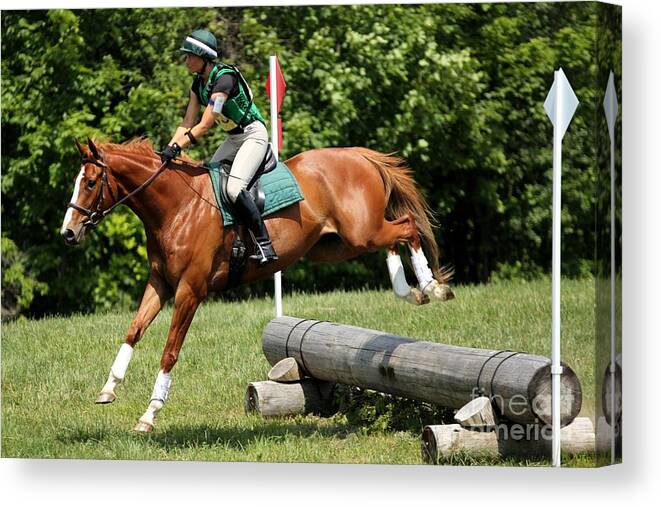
[67,155,169,228]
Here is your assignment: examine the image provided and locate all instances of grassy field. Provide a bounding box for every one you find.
[1,278,596,466]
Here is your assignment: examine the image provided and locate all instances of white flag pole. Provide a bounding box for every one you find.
[269,55,283,318]
[544,67,578,468]
[604,71,619,464]
[551,69,563,468]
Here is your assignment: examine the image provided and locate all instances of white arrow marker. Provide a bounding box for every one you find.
[544,68,579,468]
[603,70,619,465]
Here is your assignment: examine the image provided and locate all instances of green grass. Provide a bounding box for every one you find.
[1,278,596,466]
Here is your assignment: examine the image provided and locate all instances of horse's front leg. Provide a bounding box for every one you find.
[134,278,206,433]
[96,272,171,404]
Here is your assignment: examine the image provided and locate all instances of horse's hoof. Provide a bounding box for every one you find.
[405,287,430,306]
[95,391,117,404]
[423,280,455,302]
[133,421,154,433]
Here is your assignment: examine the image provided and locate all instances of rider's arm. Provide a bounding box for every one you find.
[168,91,201,146]
[174,91,227,150]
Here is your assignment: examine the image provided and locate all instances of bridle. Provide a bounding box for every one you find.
[67,154,169,228]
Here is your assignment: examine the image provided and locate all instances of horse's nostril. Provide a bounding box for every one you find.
[62,229,76,242]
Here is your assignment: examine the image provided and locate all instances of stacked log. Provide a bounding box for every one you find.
[421,417,595,463]
[244,378,335,418]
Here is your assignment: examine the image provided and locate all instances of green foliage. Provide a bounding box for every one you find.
[1,4,619,316]
[491,261,545,282]
[332,386,453,434]
[1,9,206,316]
[1,236,48,320]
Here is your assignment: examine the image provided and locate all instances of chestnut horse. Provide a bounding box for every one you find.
[61,138,454,432]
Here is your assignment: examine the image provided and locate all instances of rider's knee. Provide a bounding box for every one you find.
[226,179,247,203]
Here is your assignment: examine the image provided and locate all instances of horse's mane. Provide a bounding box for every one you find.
[98,137,202,166]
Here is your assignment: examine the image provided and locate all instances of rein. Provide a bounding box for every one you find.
[67,155,169,228]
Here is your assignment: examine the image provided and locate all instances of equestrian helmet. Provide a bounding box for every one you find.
[180,29,218,61]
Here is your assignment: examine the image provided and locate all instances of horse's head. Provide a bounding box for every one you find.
[60,138,114,245]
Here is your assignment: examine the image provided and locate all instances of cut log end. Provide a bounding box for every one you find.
[244,383,260,414]
[528,363,582,426]
[454,396,497,429]
[421,426,439,463]
[601,358,622,425]
[268,357,306,382]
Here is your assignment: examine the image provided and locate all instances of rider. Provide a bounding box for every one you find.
[161,28,277,265]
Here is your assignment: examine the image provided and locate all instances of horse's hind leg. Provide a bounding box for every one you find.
[386,217,453,302]
[408,244,455,302]
[383,215,454,302]
[359,212,453,303]
[96,272,171,404]
[337,211,429,305]
[386,248,430,305]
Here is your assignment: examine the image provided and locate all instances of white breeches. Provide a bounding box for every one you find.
[209,121,269,202]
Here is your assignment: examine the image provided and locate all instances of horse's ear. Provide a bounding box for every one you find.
[87,137,101,160]
[74,138,86,157]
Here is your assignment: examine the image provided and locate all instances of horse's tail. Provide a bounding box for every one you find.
[356,148,453,284]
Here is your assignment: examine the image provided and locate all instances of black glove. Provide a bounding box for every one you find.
[160,143,181,164]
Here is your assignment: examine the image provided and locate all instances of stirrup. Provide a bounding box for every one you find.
[249,238,278,265]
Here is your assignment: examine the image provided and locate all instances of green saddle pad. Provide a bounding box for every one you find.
[207,161,304,226]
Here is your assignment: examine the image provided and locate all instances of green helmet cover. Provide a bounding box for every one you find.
[180,29,218,60]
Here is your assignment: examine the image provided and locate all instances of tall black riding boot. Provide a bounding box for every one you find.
[233,190,278,265]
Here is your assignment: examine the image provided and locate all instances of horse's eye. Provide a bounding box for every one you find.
[86,179,96,189]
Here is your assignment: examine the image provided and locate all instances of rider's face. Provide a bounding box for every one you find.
[184,53,205,73]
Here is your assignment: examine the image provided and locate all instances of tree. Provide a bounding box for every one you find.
[1,3,612,317]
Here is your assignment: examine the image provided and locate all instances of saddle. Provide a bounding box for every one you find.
[218,143,278,213]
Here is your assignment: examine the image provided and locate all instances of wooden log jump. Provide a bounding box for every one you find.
[421,417,595,462]
[262,317,582,425]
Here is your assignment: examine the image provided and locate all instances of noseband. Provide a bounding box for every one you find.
[67,155,169,229]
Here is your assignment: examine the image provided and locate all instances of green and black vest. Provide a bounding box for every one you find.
[192,63,265,133]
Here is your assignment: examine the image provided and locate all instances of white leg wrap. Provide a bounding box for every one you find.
[138,370,171,428]
[110,343,134,380]
[101,372,120,395]
[138,399,164,427]
[410,247,435,290]
[387,252,412,298]
[150,370,172,402]
[100,343,134,395]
